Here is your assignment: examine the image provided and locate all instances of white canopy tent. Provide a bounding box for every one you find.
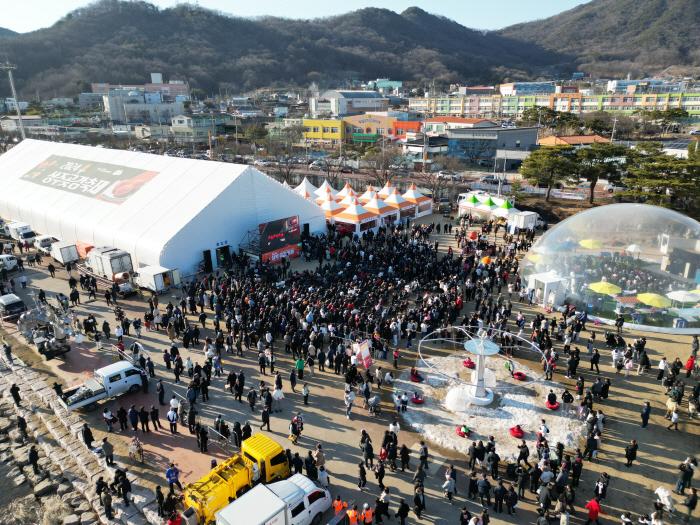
[0,140,326,275]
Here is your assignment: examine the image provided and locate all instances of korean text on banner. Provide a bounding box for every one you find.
[358,340,372,369]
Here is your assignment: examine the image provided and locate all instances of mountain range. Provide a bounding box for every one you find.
[0,0,698,100]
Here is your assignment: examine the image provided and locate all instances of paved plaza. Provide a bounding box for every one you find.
[1,212,698,525]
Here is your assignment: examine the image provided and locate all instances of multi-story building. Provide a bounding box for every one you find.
[310,91,388,117]
[170,114,230,144]
[301,118,346,148]
[458,86,495,96]
[78,93,104,109]
[92,73,190,102]
[424,117,495,134]
[499,82,557,96]
[409,91,700,119]
[606,78,686,94]
[343,112,407,144]
[4,98,28,111]
[391,121,423,140]
[103,94,184,124]
[0,115,44,132]
[447,126,539,170]
[134,124,172,140]
[364,79,403,94]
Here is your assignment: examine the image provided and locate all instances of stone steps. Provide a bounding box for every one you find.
[0,354,164,525]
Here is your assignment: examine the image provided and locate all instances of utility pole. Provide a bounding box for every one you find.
[611,116,618,143]
[1,62,26,139]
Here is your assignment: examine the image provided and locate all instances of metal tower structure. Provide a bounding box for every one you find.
[0,62,26,139]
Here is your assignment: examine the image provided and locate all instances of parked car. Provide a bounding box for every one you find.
[604,182,629,193]
[438,198,452,212]
[309,163,327,171]
[253,160,271,167]
[480,175,500,184]
[689,129,700,135]
[340,166,358,173]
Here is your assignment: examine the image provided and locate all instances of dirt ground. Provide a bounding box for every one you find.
[1,211,699,525]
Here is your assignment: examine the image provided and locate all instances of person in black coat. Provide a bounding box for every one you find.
[116,406,128,431]
[625,439,638,467]
[395,499,410,523]
[81,423,94,448]
[138,407,151,432]
[28,446,40,474]
[413,487,426,518]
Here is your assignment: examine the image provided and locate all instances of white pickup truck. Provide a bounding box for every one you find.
[214,474,331,525]
[57,361,143,412]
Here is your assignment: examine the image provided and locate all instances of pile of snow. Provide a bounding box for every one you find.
[393,354,585,462]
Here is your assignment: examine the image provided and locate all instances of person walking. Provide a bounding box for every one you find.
[357,461,367,490]
[682,488,698,522]
[641,401,651,428]
[584,497,606,525]
[668,408,681,431]
[624,440,638,467]
[477,473,492,507]
[260,405,271,431]
[395,499,410,525]
[344,389,355,419]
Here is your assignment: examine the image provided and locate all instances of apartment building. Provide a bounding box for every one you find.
[310,91,388,117]
[409,92,700,119]
[170,114,230,144]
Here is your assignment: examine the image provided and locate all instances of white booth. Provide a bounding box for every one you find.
[527,272,568,309]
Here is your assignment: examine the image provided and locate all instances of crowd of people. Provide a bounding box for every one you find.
[6,214,700,525]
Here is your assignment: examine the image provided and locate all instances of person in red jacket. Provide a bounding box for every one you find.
[584,496,606,525]
[167,512,181,525]
[686,356,696,378]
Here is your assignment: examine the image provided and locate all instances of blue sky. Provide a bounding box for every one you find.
[3,0,591,33]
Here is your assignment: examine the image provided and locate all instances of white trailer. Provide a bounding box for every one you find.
[133,265,180,293]
[507,211,544,231]
[50,241,80,264]
[85,246,133,279]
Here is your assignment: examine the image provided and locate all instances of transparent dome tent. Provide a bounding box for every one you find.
[520,204,700,329]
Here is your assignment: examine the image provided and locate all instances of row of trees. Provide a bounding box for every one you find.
[518,107,690,140]
[520,141,700,208]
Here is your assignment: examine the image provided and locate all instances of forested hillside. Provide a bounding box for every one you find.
[0,0,563,97]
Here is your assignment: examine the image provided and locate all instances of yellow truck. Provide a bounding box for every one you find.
[184,434,291,524]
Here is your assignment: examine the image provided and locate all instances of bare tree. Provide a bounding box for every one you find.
[363,145,403,187]
[412,170,452,202]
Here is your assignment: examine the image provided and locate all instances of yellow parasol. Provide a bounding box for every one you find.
[637,293,672,308]
[579,239,603,249]
[527,253,553,264]
[588,282,622,295]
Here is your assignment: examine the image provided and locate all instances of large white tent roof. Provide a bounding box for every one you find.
[0,140,326,274]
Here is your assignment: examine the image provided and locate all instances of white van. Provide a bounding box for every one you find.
[0,254,19,272]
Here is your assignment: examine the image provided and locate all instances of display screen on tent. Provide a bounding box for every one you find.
[259,216,301,264]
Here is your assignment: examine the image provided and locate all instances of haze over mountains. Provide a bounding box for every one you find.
[0,0,698,98]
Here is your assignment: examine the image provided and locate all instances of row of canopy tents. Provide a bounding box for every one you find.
[459,192,520,218]
[289,177,433,235]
